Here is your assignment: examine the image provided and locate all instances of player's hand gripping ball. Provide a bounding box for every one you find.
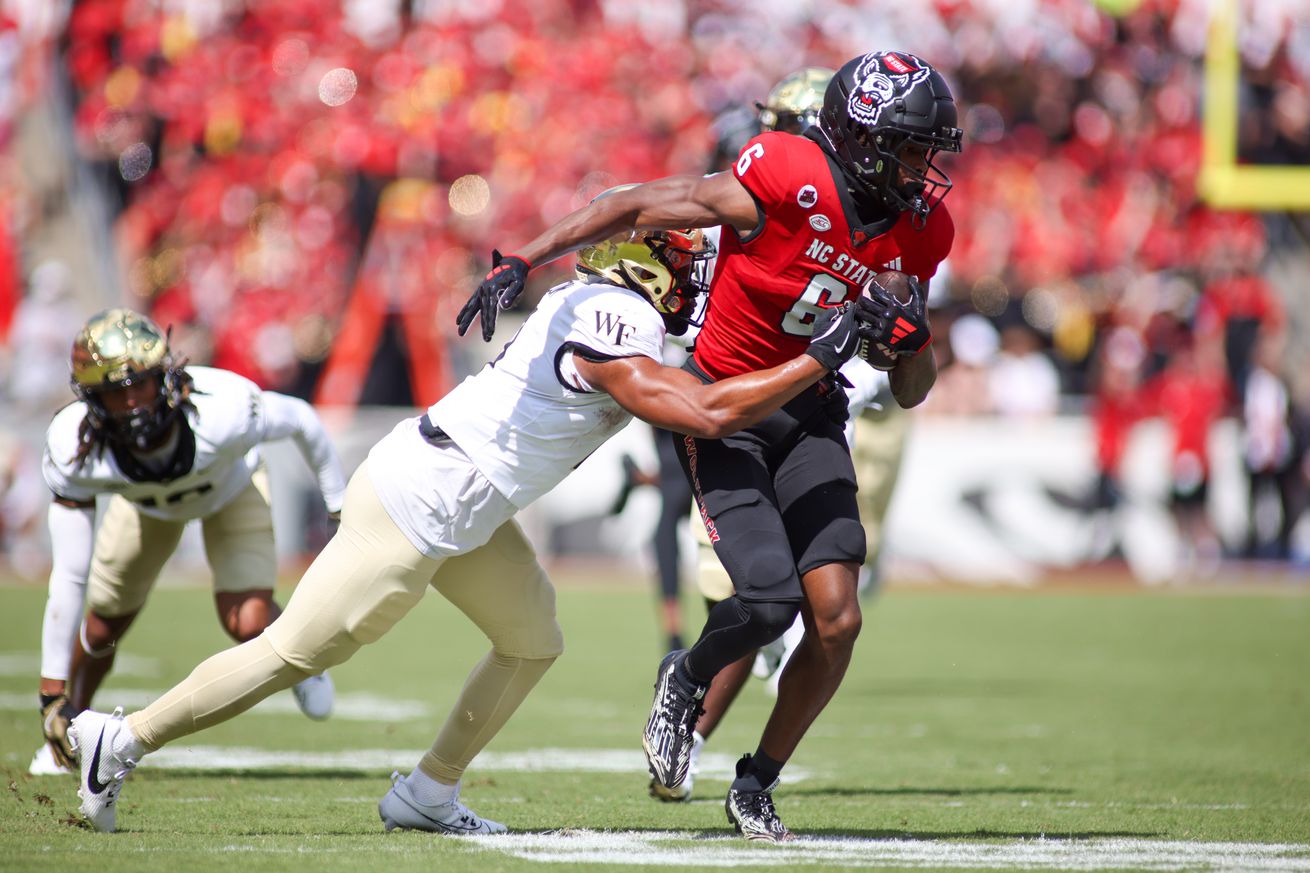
[854,270,931,371]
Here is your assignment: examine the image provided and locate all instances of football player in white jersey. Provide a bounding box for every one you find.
[33,308,346,776]
[63,224,874,834]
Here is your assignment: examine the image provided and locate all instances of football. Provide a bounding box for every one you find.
[868,269,915,304]
[859,270,915,370]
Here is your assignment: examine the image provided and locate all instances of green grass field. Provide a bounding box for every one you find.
[1,578,1308,871]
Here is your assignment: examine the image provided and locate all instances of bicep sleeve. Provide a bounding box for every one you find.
[41,502,95,681]
[258,392,348,513]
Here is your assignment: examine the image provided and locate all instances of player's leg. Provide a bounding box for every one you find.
[727,418,864,842]
[678,432,803,684]
[691,512,754,745]
[70,461,441,831]
[422,518,563,780]
[757,560,861,760]
[378,518,562,835]
[70,497,184,712]
[649,508,749,803]
[644,430,802,792]
[202,467,333,719]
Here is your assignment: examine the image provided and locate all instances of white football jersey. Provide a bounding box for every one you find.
[369,279,665,551]
[42,366,345,520]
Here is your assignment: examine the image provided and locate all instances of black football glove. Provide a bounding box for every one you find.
[40,693,78,769]
[819,371,853,426]
[804,302,862,372]
[456,250,532,342]
[854,276,932,369]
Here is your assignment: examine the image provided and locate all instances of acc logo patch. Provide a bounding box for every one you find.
[797,185,819,208]
[809,214,832,232]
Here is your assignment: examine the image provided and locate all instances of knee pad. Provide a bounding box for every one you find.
[492,614,565,662]
[741,597,802,646]
[688,595,801,680]
[707,595,800,651]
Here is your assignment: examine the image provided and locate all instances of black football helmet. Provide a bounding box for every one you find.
[817,51,963,225]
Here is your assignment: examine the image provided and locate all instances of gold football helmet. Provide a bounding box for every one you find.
[71,308,185,449]
[757,66,835,134]
[576,187,716,336]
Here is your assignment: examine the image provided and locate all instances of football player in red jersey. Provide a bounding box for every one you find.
[458,50,963,841]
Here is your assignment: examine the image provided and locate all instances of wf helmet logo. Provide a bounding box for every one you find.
[847,52,931,126]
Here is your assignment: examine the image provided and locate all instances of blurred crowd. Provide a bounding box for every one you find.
[1,0,1309,564]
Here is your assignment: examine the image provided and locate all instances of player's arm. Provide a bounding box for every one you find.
[39,496,95,767]
[872,276,937,408]
[577,355,824,439]
[256,392,347,515]
[458,174,759,341]
[518,173,759,267]
[575,302,862,439]
[889,350,936,408]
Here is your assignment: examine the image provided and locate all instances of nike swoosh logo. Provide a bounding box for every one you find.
[398,795,484,832]
[87,727,109,794]
[834,335,850,354]
[812,314,844,344]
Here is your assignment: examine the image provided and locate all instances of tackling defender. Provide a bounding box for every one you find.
[66,225,873,833]
[33,309,344,776]
[458,50,961,840]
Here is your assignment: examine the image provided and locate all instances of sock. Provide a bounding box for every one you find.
[406,768,458,806]
[112,722,146,763]
[675,654,709,689]
[733,749,784,793]
[689,731,706,774]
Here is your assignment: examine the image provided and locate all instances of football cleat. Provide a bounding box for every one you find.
[40,692,79,769]
[648,730,703,803]
[725,755,794,842]
[378,772,506,835]
[29,743,73,776]
[68,707,139,833]
[642,649,706,790]
[291,671,334,721]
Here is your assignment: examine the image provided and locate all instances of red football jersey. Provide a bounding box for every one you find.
[693,132,954,380]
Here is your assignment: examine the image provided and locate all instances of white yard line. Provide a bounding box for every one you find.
[0,651,160,677]
[471,831,1310,870]
[18,833,1310,870]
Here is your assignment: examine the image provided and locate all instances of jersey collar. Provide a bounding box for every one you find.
[110,415,196,483]
[803,128,900,247]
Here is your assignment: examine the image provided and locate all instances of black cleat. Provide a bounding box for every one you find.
[725,754,794,842]
[641,649,705,790]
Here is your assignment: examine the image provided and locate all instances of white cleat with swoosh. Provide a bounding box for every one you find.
[378,771,506,835]
[68,707,138,833]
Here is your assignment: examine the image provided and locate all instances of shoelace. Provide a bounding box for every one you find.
[658,671,704,731]
[679,696,705,737]
[747,790,784,832]
[104,760,137,804]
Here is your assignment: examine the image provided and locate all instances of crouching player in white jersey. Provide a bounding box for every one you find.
[33,309,345,776]
[65,223,873,833]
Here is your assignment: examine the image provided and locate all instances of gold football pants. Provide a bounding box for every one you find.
[126,460,563,783]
